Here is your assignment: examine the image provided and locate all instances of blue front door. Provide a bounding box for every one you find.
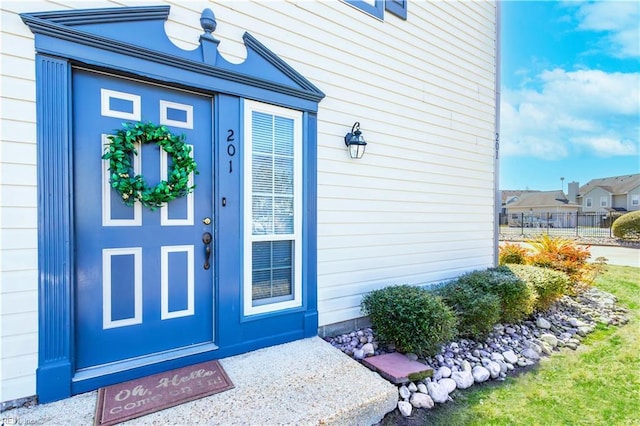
[73,69,215,370]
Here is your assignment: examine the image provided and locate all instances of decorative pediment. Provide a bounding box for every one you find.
[21,5,324,104]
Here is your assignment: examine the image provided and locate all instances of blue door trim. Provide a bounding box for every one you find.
[35,55,74,403]
[22,5,323,403]
[303,112,319,337]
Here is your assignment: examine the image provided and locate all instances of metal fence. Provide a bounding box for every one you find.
[499,211,626,239]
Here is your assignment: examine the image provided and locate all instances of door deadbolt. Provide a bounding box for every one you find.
[203,217,211,225]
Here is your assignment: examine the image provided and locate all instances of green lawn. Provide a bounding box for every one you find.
[394,265,640,425]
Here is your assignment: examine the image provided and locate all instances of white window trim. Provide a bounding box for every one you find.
[243,100,303,316]
[585,197,592,207]
[632,194,639,206]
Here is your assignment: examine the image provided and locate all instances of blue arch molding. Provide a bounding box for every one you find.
[21,6,324,110]
[21,5,323,402]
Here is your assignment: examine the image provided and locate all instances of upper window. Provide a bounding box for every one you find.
[585,198,592,207]
[632,194,639,206]
[345,0,384,19]
[385,0,408,19]
[600,196,607,207]
[243,100,303,316]
[344,0,407,20]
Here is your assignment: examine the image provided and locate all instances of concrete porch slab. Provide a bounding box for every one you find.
[4,337,398,425]
[362,352,433,384]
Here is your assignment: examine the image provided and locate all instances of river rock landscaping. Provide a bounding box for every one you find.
[325,286,629,419]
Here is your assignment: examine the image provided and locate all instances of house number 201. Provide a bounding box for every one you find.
[226,129,236,173]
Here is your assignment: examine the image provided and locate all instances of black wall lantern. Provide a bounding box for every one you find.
[344,122,367,159]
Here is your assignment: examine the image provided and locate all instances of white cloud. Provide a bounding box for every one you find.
[539,69,640,115]
[501,68,640,159]
[572,136,639,156]
[575,1,640,59]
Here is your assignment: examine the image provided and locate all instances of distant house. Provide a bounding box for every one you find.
[505,190,579,227]
[501,190,541,208]
[503,174,640,229]
[575,174,640,214]
[500,190,539,211]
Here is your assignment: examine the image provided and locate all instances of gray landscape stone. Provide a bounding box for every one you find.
[472,366,490,383]
[536,317,551,329]
[398,400,412,417]
[438,366,452,378]
[486,361,501,379]
[540,333,558,347]
[410,393,434,409]
[502,350,518,364]
[398,385,410,399]
[451,370,475,389]
[361,343,375,356]
[521,348,540,360]
[491,352,505,362]
[539,342,553,355]
[427,382,449,403]
[439,378,457,394]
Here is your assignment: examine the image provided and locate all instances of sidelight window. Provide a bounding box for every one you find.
[243,101,302,315]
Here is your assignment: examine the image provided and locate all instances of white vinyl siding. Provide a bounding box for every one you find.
[1,4,39,402]
[630,188,640,211]
[243,100,303,316]
[1,0,497,401]
[582,187,613,213]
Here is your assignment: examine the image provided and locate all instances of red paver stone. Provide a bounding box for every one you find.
[362,352,433,384]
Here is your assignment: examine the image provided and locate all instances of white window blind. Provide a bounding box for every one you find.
[243,101,302,316]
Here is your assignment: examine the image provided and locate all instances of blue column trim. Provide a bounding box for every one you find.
[35,54,74,402]
[303,112,319,337]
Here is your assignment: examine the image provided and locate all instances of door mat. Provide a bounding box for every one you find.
[94,360,234,426]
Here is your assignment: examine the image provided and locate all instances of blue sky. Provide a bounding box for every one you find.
[500,0,640,191]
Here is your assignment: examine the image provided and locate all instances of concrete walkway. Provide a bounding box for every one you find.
[4,337,398,426]
[583,245,639,268]
[501,241,639,268]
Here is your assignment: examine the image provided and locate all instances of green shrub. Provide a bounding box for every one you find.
[506,264,569,312]
[456,268,536,324]
[437,281,501,339]
[361,285,457,357]
[499,242,529,265]
[612,211,640,240]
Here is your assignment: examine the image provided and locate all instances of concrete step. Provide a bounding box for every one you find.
[6,337,398,425]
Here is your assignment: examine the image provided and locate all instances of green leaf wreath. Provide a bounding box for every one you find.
[102,122,198,210]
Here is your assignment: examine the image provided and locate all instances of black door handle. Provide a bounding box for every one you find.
[202,232,212,270]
